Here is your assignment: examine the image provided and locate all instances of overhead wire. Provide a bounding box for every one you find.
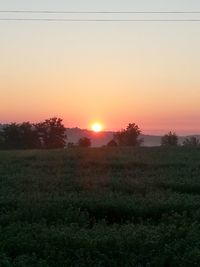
[1,10,200,22]
[0,10,200,13]
[1,18,200,22]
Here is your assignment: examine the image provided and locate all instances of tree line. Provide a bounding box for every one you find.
[107,124,200,148]
[0,118,199,149]
[0,118,66,150]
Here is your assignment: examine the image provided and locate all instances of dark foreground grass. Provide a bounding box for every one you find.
[0,147,200,266]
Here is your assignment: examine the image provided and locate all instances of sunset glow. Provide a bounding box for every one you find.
[91,123,103,133]
[1,1,200,135]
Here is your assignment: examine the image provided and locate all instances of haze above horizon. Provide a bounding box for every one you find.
[1,0,200,135]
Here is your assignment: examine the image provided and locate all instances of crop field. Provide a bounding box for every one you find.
[0,147,200,266]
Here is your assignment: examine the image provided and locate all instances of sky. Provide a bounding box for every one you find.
[1,0,200,134]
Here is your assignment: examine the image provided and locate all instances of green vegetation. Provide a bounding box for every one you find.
[0,147,200,266]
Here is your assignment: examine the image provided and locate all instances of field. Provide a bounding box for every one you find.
[0,147,200,266]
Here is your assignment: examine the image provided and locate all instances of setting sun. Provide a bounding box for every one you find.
[91,123,103,133]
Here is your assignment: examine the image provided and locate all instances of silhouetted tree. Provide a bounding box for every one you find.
[0,118,67,150]
[161,131,178,146]
[183,136,200,148]
[107,139,118,147]
[0,122,41,150]
[114,123,143,146]
[0,130,5,149]
[35,117,66,149]
[19,122,40,149]
[78,137,91,147]
[0,123,22,149]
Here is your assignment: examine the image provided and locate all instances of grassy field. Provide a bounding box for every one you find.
[0,147,200,266]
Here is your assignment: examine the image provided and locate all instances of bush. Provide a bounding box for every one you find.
[161,131,178,146]
[107,140,118,147]
[183,136,200,148]
[78,137,91,148]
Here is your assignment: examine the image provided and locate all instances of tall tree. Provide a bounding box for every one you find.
[0,129,5,149]
[0,122,40,150]
[19,122,41,149]
[0,123,21,149]
[114,123,143,146]
[35,117,67,149]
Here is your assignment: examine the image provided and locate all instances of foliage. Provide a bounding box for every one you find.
[0,147,200,266]
[35,117,66,149]
[183,136,200,148]
[0,122,39,150]
[78,137,91,147]
[161,131,178,146]
[0,118,66,150]
[114,123,143,146]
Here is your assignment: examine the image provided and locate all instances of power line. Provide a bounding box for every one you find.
[1,18,200,22]
[1,10,200,14]
[1,10,200,22]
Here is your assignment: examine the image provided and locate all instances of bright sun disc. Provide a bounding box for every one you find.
[92,123,103,133]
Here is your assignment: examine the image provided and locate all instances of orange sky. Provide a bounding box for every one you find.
[1,1,200,134]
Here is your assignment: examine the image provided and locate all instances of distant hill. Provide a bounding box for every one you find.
[66,128,162,147]
[66,128,200,147]
[0,124,199,147]
[66,128,114,147]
